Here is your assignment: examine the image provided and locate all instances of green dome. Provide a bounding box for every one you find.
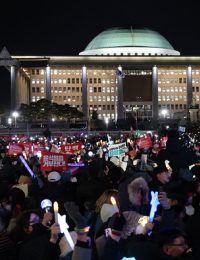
[85,26,174,51]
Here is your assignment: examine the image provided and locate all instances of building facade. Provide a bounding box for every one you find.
[0,26,200,121]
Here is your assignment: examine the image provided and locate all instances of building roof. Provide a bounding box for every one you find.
[84,26,174,51]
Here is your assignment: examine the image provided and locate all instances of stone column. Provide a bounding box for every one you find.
[187,65,192,107]
[11,66,16,109]
[152,66,158,120]
[46,66,51,101]
[118,66,123,119]
[82,66,88,120]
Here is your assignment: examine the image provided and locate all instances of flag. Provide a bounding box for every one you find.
[116,68,125,78]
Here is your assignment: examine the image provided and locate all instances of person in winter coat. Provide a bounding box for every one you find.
[118,172,150,214]
[148,165,170,192]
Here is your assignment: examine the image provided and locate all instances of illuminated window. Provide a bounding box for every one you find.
[98,105,101,110]
[32,96,35,102]
[111,78,114,83]
[171,95,174,101]
[41,69,44,75]
[196,70,199,75]
[107,87,110,93]
[116,96,118,101]
[59,70,62,75]
[98,96,101,101]
[166,78,169,83]
[102,79,106,84]
[107,79,110,84]
[158,78,161,84]
[175,78,178,83]
[158,87,161,92]
[102,70,105,75]
[171,87,174,92]
[111,96,114,101]
[90,96,93,101]
[41,78,44,84]
[76,70,79,75]
[59,79,62,84]
[175,95,178,101]
[59,87,62,93]
[179,70,182,74]
[89,87,92,93]
[68,96,71,101]
[54,70,57,75]
[162,95,166,101]
[107,96,110,101]
[192,78,195,83]
[170,70,174,75]
[183,87,186,92]
[116,78,118,84]
[179,95,182,101]
[72,96,75,102]
[41,96,44,99]
[32,79,35,84]
[179,87,182,92]
[167,95,170,101]
[63,70,66,75]
[196,95,199,101]
[72,70,75,75]
[63,78,66,84]
[41,87,44,93]
[36,79,40,84]
[63,96,66,101]
[67,70,70,75]
[54,87,57,93]
[196,78,199,83]
[158,96,161,101]
[162,87,165,92]
[94,96,97,102]
[63,87,66,93]
[111,87,114,92]
[171,78,174,83]
[102,87,105,93]
[54,78,57,84]
[175,87,178,92]
[103,96,106,101]
[167,87,170,92]
[37,96,40,101]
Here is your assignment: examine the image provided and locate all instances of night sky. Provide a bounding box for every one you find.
[0,0,200,107]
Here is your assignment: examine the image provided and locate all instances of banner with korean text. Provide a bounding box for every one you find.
[108,142,126,157]
[41,151,68,171]
[61,142,83,153]
[33,143,45,153]
[136,137,152,149]
[8,143,24,155]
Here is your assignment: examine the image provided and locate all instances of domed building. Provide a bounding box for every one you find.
[80,26,180,56]
[0,26,199,124]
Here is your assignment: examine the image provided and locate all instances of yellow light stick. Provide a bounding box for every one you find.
[54,201,58,223]
[110,196,119,213]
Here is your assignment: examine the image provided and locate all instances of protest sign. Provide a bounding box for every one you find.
[51,144,59,153]
[136,137,152,149]
[8,142,24,155]
[61,143,82,153]
[20,142,32,158]
[41,151,68,171]
[161,137,168,147]
[19,135,28,142]
[9,181,31,198]
[108,142,126,157]
[127,149,137,158]
[33,143,45,153]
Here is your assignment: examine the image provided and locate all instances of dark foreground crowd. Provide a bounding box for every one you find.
[0,130,200,260]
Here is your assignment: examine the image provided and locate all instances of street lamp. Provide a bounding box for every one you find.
[52,118,55,122]
[8,118,12,128]
[105,117,109,130]
[12,111,19,128]
[161,109,167,119]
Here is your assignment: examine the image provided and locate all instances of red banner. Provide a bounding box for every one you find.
[61,142,83,153]
[40,151,68,171]
[155,147,165,156]
[33,143,45,153]
[136,137,152,149]
[20,142,32,158]
[123,133,129,137]
[19,135,28,142]
[1,134,9,141]
[8,142,24,155]
[127,149,137,158]
[161,137,168,147]
[51,144,59,153]
[68,166,84,176]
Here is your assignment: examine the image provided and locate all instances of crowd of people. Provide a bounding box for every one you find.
[0,128,200,259]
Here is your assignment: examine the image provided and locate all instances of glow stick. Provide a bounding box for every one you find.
[58,213,74,250]
[138,216,149,227]
[54,201,58,223]
[149,191,160,222]
[19,155,35,178]
[110,196,119,213]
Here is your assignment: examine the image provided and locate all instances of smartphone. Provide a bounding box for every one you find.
[158,186,163,193]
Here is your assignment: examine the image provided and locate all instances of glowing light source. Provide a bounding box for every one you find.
[110,196,119,213]
[54,201,59,223]
[149,191,160,222]
[19,155,35,178]
[138,216,149,227]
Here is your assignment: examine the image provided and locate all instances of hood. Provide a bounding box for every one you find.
[128,177,149,205]
[166,138,182,153]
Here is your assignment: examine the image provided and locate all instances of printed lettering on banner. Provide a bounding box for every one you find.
[136,137,152,149]
[41,151,68,171]
[108,142,126,157]
[61,143,83,153]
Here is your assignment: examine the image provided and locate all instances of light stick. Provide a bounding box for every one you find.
[54,201,58,223]
[110,196,119,213]
[149,191,160,222]
[58,213,74,250]
[41,199,52,213]
[138,216,149,227]
[19,155,35,178]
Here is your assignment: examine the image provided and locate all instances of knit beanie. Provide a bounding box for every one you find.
[61,171,72,183]
[121,211,142,239]
[100,203,117,223]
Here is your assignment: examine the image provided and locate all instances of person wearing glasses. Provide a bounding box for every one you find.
[156,228,188,259]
